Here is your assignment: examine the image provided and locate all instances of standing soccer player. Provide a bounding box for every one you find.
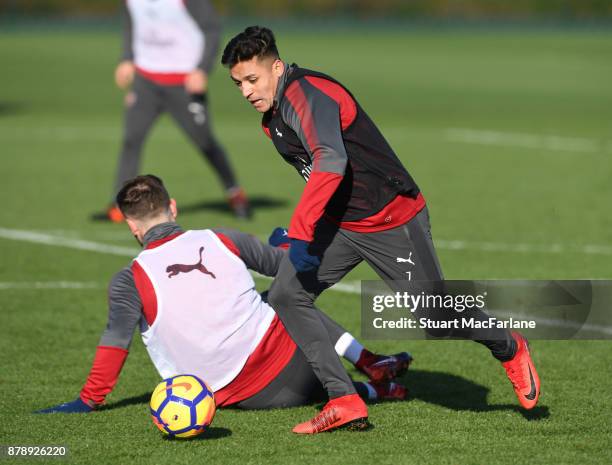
[100,0,250,221]
[221,26,541,433]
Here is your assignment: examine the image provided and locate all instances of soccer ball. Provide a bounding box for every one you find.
[149,374,216,438]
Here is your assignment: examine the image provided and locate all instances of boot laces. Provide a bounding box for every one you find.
[310,407,340,432]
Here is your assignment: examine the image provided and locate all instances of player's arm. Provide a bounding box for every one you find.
[279,78,350,271]
[36,268,141,413]
[212,228,285,277]
[280,79,349,243]
[184,0,221,94]
[115,2,135,89]
[185,0,221,74]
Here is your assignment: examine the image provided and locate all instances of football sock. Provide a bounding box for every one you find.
[353,382,378,401]
[364,383,378,400]
[334,332,365,364]
[481,334,517,362]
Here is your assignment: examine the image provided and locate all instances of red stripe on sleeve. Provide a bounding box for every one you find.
[304,76,357,130]
[285,80,321,168]
[80,346,129,406]
[131,261,157,326]
[214,232,241,257]
[288,171,343,242]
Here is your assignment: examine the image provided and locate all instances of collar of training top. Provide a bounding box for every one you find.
[142,222,183,248]
[273,62,296,111]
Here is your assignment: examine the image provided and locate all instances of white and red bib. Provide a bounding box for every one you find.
[127,0,204,74]
[132,230,275,391]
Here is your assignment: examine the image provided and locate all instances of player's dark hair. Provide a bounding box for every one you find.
[116,175,170,220]
[221,26,279,68]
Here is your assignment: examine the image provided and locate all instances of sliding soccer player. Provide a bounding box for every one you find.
[39,175,410,417]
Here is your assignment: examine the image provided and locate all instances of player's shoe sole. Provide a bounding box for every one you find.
[502,332,540,409]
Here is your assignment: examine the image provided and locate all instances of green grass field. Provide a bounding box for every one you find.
[1,25,611,464]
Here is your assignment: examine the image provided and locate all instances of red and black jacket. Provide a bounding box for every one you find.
[262,64,420,241]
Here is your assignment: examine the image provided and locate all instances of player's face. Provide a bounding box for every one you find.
[230,57,284,113]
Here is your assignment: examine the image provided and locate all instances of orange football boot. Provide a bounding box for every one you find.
[227,187,252,219]
[292,394,369,434]
[107,206,125,223]
[502,332,540,409]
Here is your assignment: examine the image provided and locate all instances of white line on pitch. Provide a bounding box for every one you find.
[435,239,612,256]
[0,227,139,257]
[445,128,606,154]
[1,228,610,336]
[0,281,100,290]
[0,122,258,142]
[2,225,612,269]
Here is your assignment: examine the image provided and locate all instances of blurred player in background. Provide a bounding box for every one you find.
[40,175,410,423]
[221,26,540,433]
[98,0,250,222]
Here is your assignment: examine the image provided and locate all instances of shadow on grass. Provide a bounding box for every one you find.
[162,427,232,441]
[100,393,151,411]
[403,369,550,420]
[0,101,26,116]
[179,195,288,216]
[102,394,232,439]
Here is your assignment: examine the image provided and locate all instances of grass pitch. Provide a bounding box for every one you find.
[1,24,611,465]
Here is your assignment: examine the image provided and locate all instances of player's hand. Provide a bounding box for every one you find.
[185,69,208,94]
[115,60,135,90]
[289,239,321,273]
[35,397,93,414]
[268,227,290,249]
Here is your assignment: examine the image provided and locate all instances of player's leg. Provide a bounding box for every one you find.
[314,307,413,383]
[266,222,369,432]
[107,75,162,220]
[340,208,515,351]
[234,347,405,410]
[267,222,363,399]
[164,88,250,218]
[341,207,539,408]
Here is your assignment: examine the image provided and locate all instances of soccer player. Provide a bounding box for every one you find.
[101,0,250,221]
[38,175,410,421]
[221,26,541,433]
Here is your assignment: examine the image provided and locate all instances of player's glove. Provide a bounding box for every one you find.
[35,397,93,414]
[289,239,321,273]
[268,227,290,249]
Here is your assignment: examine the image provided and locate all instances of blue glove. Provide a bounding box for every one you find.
[289,239,321,273]
[35,397,93,414]
[268,227,290,248]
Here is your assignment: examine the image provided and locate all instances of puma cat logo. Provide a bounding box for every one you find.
[166,246,216,279]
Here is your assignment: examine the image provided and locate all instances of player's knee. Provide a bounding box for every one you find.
[266,285,293,311]
[268,283,313,312]
[122,133,146,152]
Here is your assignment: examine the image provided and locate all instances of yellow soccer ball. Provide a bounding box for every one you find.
[150,374,216,438]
